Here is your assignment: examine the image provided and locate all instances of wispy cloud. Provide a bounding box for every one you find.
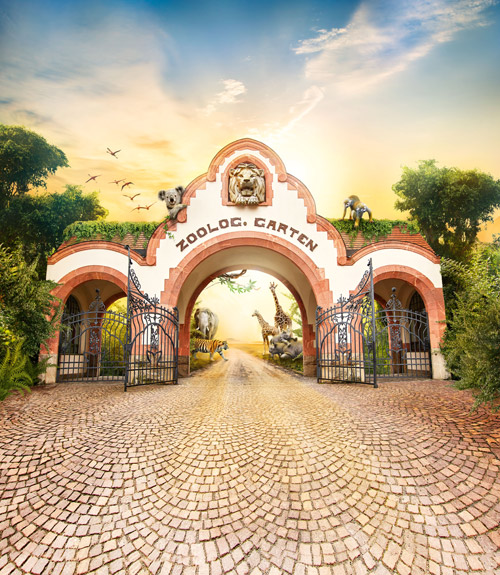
[295,0,497,94]
[202,79,247,116]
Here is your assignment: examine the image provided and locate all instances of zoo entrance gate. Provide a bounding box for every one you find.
[57,250,179,390]
[58,257,431,390]
[316,260,432,387]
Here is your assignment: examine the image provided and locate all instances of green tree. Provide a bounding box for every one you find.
[0,185,108,267]
[0,124,68,208]
[393,160,500,261]
[441,239,500,410]
[0,244,60,359]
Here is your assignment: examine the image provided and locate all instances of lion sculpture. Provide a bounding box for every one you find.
[229,163,265,205]
[342,195,372,228]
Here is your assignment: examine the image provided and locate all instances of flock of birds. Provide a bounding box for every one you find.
[84,148,156,212]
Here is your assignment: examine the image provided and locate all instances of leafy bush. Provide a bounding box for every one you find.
[0,244,61,358]
[441,241,500,410]
[0,341,32,401]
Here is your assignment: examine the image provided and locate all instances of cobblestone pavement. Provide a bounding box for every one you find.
[1,349,499,575]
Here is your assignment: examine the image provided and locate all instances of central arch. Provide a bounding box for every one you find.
[160,232,333,377]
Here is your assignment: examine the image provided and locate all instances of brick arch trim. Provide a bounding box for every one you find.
[47,241,144,266]
[45,267,128,355]
[207,138,287,183]
[349,241,440,265]
[180,265,314,357]
[373,265,446,349]
[160,231,332,310]
[51,266,128,304]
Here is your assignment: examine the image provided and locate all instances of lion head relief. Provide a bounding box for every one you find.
[229,163,266,205]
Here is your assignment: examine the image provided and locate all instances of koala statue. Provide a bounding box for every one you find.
[158,186,187,220]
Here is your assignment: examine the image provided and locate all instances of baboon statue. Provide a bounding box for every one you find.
[342,195,372,228]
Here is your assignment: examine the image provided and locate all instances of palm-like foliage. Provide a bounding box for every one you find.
[0,341,32,401]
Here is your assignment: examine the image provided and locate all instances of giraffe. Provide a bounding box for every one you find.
[252,310,279,355]
[269,282,292,333]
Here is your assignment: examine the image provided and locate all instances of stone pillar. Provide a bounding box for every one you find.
[431,349,450,380]
[178,355,190,378]
[39,353,58,384]
[303,355,316,378]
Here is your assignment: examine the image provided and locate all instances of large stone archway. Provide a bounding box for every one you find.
[160,235,330,377]
[45,138,448,383]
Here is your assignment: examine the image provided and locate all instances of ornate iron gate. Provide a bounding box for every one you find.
[57,290,128,382]
[316,260,378,387]
[124,258,179,390]
[57,249,179,388]
[373,288,431,379]
[316,261,432,386]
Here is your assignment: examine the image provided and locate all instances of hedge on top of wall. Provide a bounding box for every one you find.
[62,221,161,248]
[328,219,420,246]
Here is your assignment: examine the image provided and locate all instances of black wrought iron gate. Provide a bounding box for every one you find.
[57,249,179,388]
[125,258,179,390]
[372,288,431,379]
[316,260,378,387]
[316,260,432,386]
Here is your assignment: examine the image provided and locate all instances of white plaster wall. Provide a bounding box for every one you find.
[47,249,129,283]
[336,251,442,300]
[47,146,442,308]
[153,147,339,295]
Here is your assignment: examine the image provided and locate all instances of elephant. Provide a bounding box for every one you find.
[194,308,219,340]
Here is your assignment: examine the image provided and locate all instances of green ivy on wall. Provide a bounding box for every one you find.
[328,219,420,246]
[63,221,161,248]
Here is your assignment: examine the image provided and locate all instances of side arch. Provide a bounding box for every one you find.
[373,265,445,348]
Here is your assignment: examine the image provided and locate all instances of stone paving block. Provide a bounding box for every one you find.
[0,350,499,575]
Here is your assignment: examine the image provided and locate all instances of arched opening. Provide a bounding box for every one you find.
[373,278,433,379]
[189,271,303,372]
[161,239,328,377]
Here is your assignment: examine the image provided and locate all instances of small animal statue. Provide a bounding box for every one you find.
[252,310,279,355]
[194,308,219,340]
[158,185,187,220]
[268,332,303,360]
[342,195,372,228]
[191,338,229,361]
[269,282,292,332]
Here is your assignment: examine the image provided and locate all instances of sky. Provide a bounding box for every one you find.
[1,0,499,230]
[1,0,500,340]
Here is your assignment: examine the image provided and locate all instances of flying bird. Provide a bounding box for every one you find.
[121,181,134,191]
[109,179,125,185]
[122,193,141,201]
[141,202,157,211]
[107,148,121,158]
[85,174,101,183]
[131,202,157,212]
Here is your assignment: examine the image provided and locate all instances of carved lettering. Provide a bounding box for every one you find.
[267,220,277,231]
[175,216,319,253]
[176,239,188,252]
[305,239,318,252]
